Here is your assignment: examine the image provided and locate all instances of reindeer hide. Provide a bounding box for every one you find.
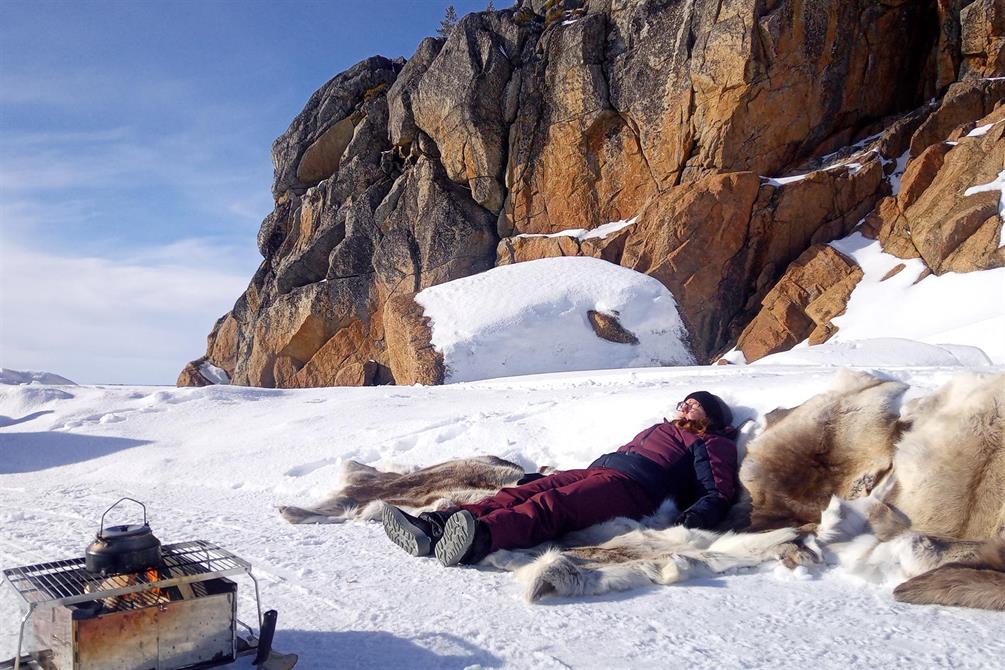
[279,455,527,524]
[740,369,907,531]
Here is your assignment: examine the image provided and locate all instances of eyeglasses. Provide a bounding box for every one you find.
[676,400,704,413]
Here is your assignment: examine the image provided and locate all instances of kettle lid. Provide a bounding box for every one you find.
[98,523,152,540]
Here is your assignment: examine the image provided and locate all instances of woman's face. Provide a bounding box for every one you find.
[675,398,707,421]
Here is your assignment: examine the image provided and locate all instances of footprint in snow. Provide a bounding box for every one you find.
[388,435,418,452]
[284,458,340,477]
[144,390,197,405]
[432,423,467,443]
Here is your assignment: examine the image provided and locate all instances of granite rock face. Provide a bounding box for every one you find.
[873,102,1005,275]
[410,12,534,214]
[735,245,864,363]
[383,294,445,386]
[960,0,1005,79]
[271,57,402,200]
[372,156,498,295]
[181,0,1004,387]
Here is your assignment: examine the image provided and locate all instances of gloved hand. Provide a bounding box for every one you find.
[677,512,699,528]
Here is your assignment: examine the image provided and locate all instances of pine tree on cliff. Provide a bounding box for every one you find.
[438,5,458,38]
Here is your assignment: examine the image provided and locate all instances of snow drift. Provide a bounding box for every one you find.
[416,257,695,383]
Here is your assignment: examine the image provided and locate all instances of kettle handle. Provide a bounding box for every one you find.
[99,497,148,535]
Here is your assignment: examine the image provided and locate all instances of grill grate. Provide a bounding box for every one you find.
[2,540,251,609]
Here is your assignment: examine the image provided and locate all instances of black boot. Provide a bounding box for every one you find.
[382,505,439,556]
[434,510,493,566]
[417,510,451,543]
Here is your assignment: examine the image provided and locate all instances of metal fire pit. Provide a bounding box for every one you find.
[2,541,266,670]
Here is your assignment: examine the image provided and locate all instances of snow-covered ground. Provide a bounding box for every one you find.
[2,361,1003,668]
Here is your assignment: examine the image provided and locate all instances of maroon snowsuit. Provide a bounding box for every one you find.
[457,421,739,552]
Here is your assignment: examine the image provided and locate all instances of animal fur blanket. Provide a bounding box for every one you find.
[740,369,1005,610]
[280,370,1005,609]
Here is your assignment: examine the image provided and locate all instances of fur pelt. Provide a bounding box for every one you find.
[483,507,800,601]
[885,372,1005,539]
[750,371,1005,609]
[278,456,528,524]
[812,482,991,585]
[893,542,1005,610]
[279,457,803,601]
[739,369,908,531]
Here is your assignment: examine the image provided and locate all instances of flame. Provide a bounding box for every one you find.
[144,567,163,600]
[86,567,172,610]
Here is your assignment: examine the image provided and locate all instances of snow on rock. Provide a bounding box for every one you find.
[887,150,910,196]
[963,169,1005,246]
[828,233,1005,363]
[0,369,76,386]
[415,256,695,383]
[752,338,992,367]
[514,217,636,241]
[198,360,230,385]
[762,147,879,186]
[966,121,1000,137]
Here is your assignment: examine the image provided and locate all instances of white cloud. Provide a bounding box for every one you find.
[0,239,256,385]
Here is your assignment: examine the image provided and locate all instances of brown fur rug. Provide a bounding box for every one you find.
[279,456,529,524]
[738,369,907,531]
[893,542,1005,610]
[746,370,1005,610]
[888,371,1005,539]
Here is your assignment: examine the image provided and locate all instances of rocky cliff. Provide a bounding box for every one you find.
[179,0,1005,387]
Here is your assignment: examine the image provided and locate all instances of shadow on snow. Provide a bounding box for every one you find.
[0,411,54,428]
[271,629,502,670]
[0,432,153,474]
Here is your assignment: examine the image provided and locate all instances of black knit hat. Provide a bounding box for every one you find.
[684,391,733,430]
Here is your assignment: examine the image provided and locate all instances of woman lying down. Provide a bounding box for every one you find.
[381,391,739,566]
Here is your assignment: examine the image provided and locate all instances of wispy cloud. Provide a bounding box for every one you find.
[0,64,277,242]
[0,239,255,385]
[0,69,200,110]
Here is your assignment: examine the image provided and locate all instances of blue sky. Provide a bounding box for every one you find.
[0,0,492,384]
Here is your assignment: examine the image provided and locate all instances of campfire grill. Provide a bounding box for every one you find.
[3,540,265,670]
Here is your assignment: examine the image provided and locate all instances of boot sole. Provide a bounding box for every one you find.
[382,505,431,557]
[435,510,477,566]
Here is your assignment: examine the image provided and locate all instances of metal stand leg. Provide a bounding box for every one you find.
[246,569,264,628]
[14,604,35,670]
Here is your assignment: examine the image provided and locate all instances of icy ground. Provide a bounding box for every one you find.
[2,363,1004,669]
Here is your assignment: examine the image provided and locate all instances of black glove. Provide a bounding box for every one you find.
[677,512,699,528]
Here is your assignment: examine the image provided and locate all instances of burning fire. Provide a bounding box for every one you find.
[85,567,173,610]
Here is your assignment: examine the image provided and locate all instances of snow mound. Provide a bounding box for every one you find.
[415,257,695,383]
[752,338,992,367]
[0,368,76,386]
